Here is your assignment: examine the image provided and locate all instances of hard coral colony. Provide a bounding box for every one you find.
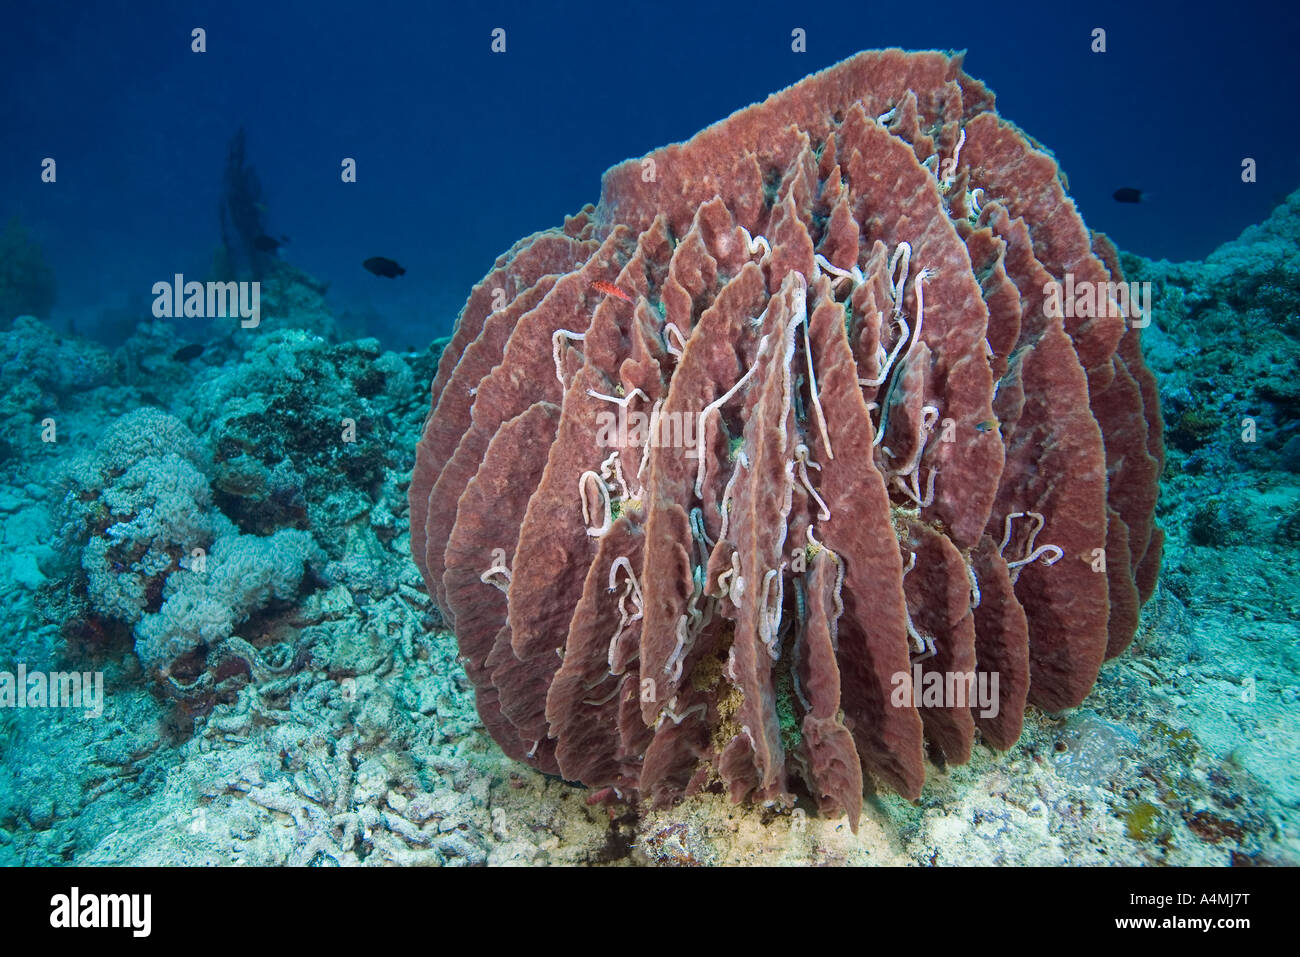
[409,50,1163,829]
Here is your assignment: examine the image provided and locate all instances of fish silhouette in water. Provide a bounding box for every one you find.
[364,256,406,278]
[253,234,289,253]
[1113,187,1145,204]
[172,343,206,362]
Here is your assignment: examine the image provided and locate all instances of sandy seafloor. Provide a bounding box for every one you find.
[0,195,1297,867]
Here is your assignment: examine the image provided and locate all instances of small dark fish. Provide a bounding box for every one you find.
[364,256,406,278]
[253,234,289,253]
[172,343,205,362]
[1112,187,1144,204]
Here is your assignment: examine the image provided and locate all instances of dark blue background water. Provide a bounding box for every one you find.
[3,0,1298,346]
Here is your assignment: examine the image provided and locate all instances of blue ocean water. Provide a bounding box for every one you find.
[2,0,1298,345]
[0,0,1297,870]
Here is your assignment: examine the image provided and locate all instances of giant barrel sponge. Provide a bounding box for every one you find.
[410,50,1163,828]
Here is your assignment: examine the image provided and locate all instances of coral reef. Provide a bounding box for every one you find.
[1124,187,1300,475]
[133,528,321,678]
[1113,188,1300,837]
[26,283,437,703]
[179,328,414,552]
[0,316,113,400]
[55,407,324,694]
[3,186,1297,865]
[250,262,334,335]
[410,50,1163,826]
[0,315,115,463]
[0,283,468,863]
